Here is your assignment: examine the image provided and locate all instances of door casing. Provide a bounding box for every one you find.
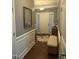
[36,12,54,34]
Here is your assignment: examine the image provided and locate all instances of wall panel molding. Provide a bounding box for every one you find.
[16,29,36,59]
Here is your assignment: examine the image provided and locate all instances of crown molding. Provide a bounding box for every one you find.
[34,5,58,9]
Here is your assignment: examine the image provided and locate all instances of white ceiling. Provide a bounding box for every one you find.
[34,0,58,8]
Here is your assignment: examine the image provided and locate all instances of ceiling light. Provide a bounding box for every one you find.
[39,8,45,10]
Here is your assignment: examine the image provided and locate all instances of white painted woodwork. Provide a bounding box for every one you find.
[58,30,66,59]
[12,0,17,59]
[16,29,36,59]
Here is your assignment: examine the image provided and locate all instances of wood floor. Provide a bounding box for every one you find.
[23,42,58,59]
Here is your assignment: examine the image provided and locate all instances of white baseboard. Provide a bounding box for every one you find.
[19,42,35,59]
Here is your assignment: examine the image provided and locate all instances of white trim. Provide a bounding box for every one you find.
[61,36,66,49]
[58,30,66,59]
[16,29,36,59]
[58,29,61,44]
[12,0,17,57]
[19,42,35,59]
[60,36,66,55]
[58,29,66,48]
[34,5,58,9]
[16,29,36,40]
[16,31,34,42]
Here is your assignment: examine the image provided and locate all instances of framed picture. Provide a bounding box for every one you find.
[23,7,32,28]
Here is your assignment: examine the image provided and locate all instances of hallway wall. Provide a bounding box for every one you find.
[15,0,34,37]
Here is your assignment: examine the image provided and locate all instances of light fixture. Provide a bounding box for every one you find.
[39,8,45,10]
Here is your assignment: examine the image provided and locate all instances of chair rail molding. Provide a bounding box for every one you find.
[16,29,36,59]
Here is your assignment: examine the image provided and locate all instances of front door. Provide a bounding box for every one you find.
[36,12,54,34]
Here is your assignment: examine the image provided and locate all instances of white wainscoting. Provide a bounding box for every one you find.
[60,36,66,55]
[58,30,66,59]
[16,29,36,59]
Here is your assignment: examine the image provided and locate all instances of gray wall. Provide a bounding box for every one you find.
[15,0,34,37]
[33,7,58,26]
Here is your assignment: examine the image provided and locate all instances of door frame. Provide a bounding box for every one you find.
[36,12,54,34]
[12,0,17,58]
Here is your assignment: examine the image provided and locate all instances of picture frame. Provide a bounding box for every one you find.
[23,7,32,29]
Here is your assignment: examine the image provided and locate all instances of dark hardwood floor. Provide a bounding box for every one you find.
[23,42,58,59]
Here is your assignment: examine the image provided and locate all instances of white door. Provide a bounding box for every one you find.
[36,12,54,34]
[40,12,49,34]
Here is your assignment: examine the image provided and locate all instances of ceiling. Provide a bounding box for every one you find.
[34,0,58,8]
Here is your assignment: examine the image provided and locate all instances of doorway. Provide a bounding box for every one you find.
[36,12,55,34]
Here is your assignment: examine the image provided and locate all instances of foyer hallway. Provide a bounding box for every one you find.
[12,0,66,59]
